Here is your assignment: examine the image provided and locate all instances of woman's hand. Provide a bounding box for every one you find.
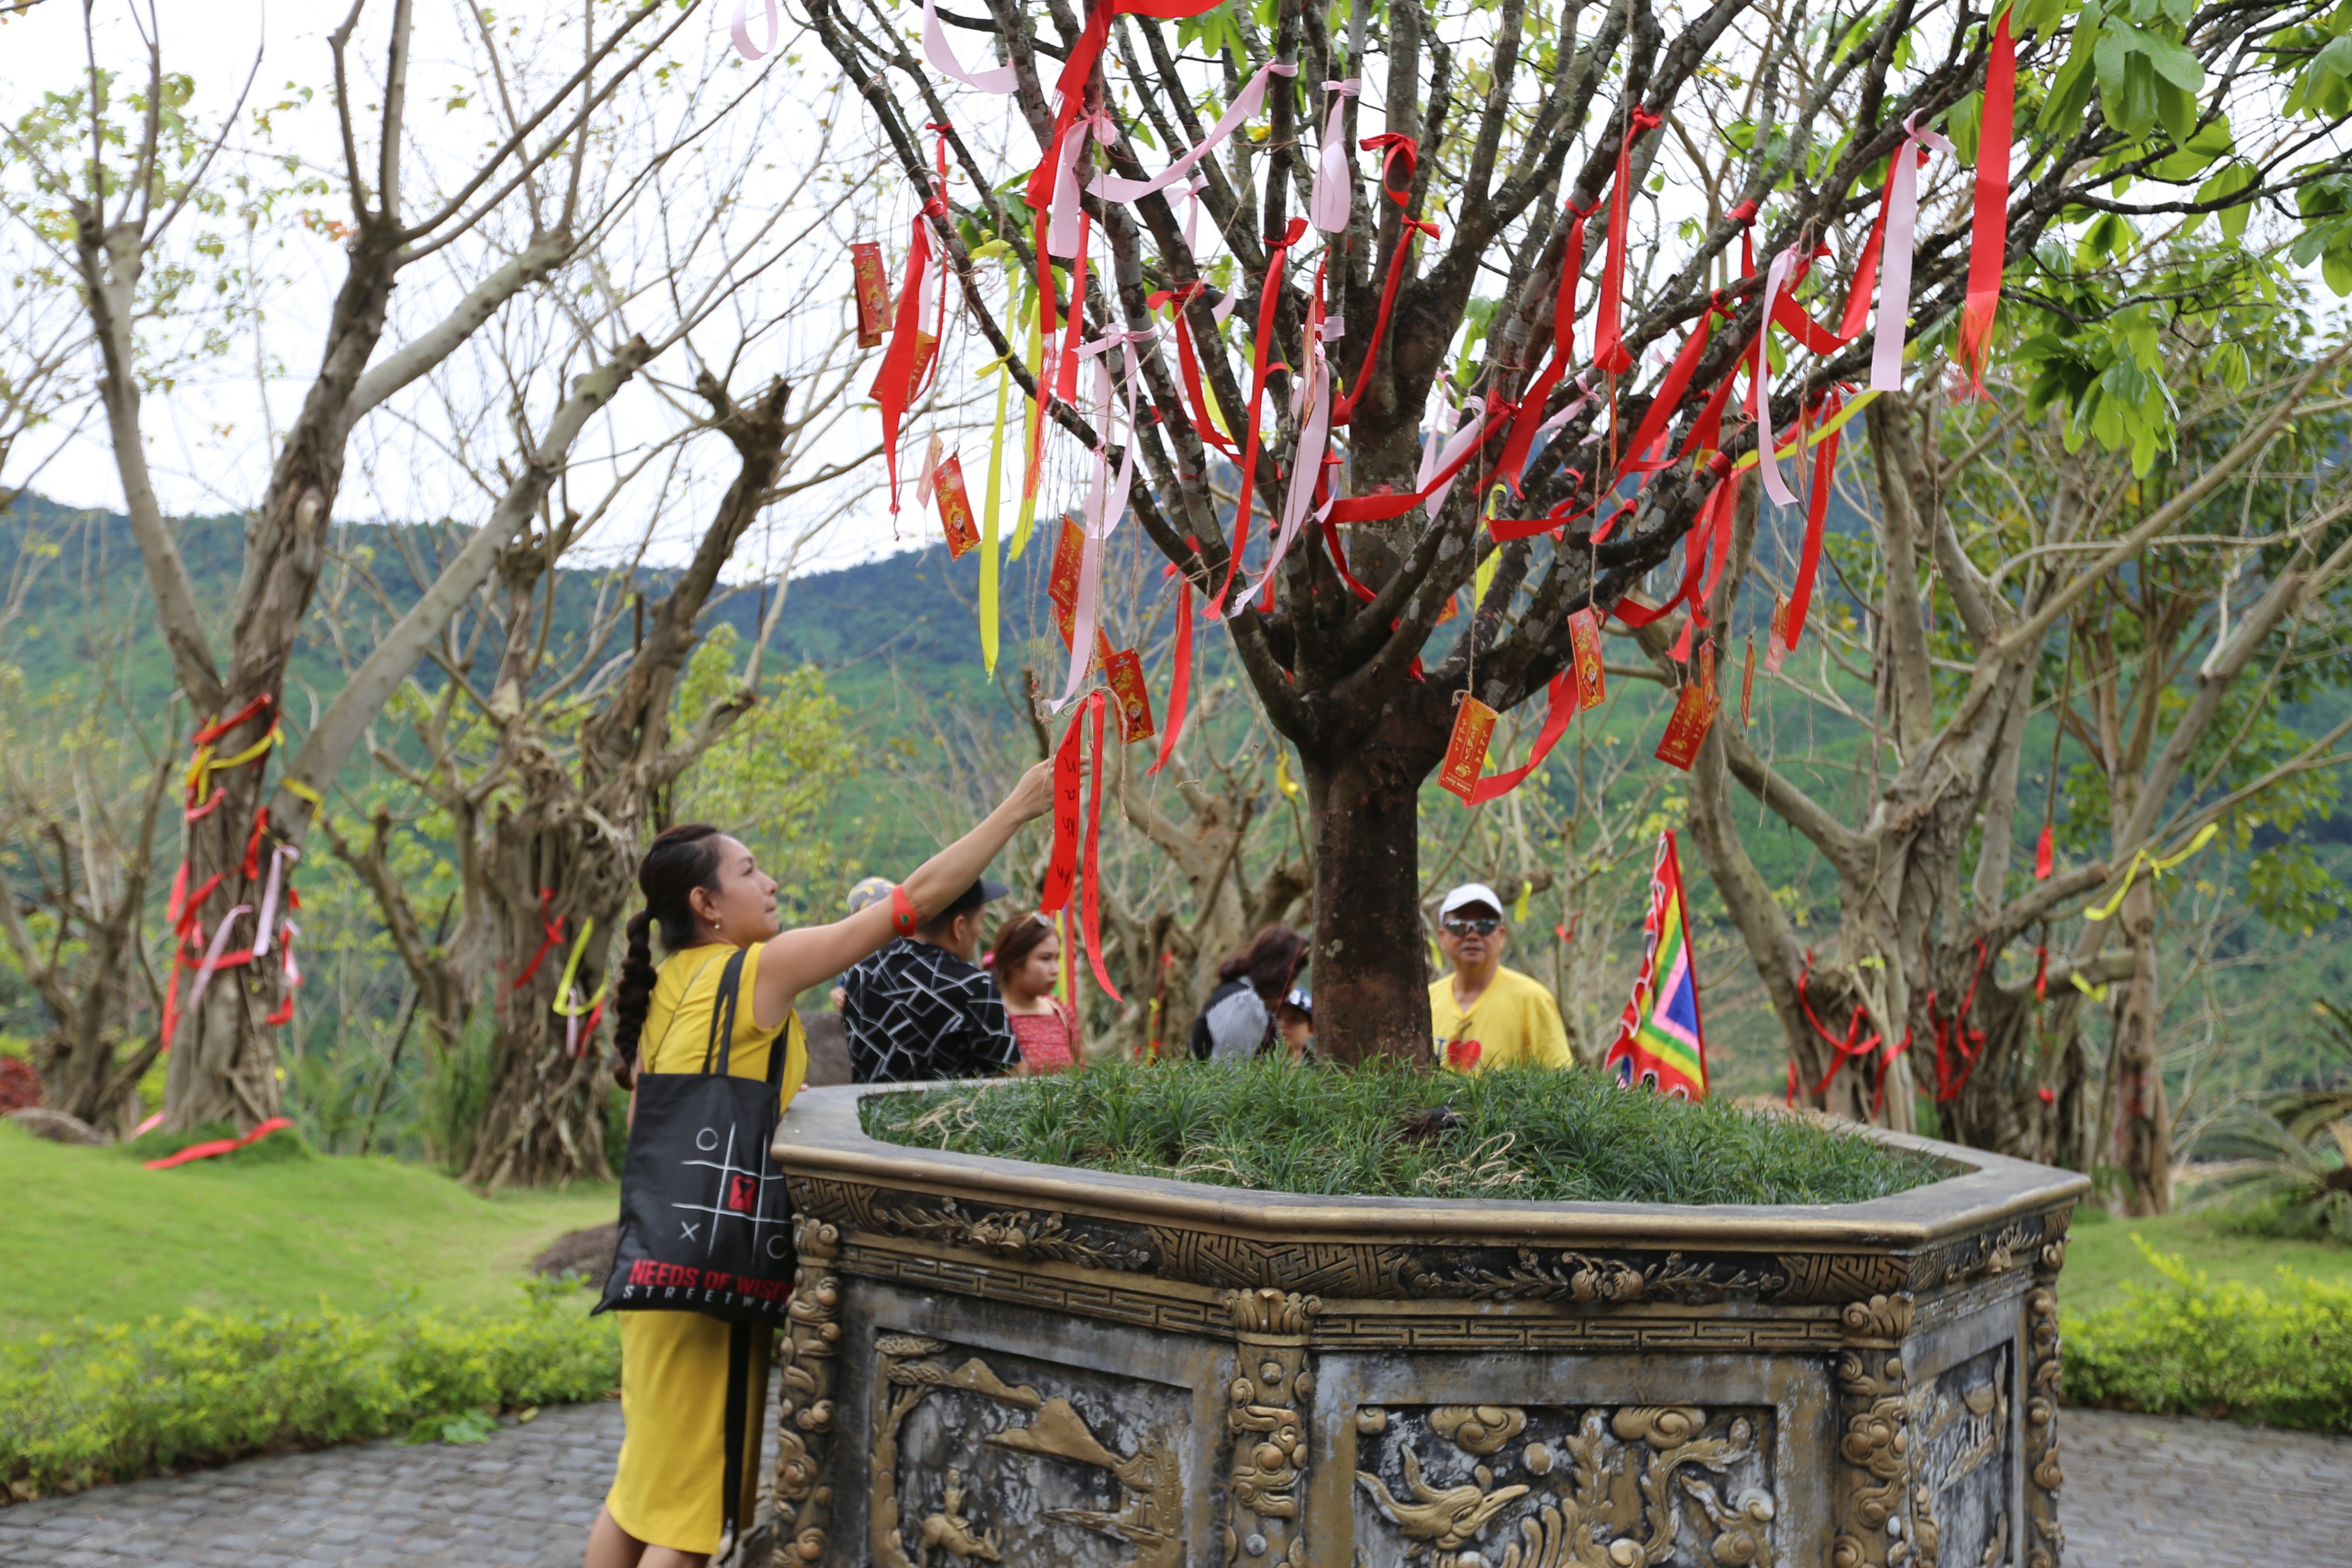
[1003,758,1055,824]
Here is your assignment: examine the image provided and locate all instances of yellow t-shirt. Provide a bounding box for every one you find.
[607,941,806,1555]
[1430,964,1574,1073]
[637,941,808,1103]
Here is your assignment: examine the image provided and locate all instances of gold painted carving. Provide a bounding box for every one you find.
[1832,1292,1914,1568]
[1225,1289,1317,1565]
[1227,1285,1323,1338]
[1840,1293,1916,1343]
[1356,1442,1531,1553]
[2023,1279,2065,1568]
[1431,1406,1526,1457]
[766,1215,841,1566]
[918,1469,1002,1562]
[1417,1249,1790,1306]
[1771,1252,1916,1304]
[874,1195,1155,1270]
[1358,1405,1770,1568]
[867,1335,1184,1568]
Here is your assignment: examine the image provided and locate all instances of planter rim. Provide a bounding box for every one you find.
[775,1082,2088,1248]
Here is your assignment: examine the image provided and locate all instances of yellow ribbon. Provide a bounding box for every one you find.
[1513,880,1532,922]
[2069,972,2110,1003]
[186,725,283,801]
[1276,750,1300,800]
[981,361,1010,674]
[2083,822,2219,921]
[1009,292,1045,561]
[1724,387,1880,474]
[550,916,610,1017]
[281,777,323,806]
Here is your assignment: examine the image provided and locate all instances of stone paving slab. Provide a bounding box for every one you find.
[0,1401,623,1568]
[5,1400,2350,1566]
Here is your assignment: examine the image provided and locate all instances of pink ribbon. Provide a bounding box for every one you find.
[922,0,1017,92]
[1049,329,1156,710]
[253,844,298,959]
[1094,63,1297,204]
[728,0,780,61]
[1225,306,1344,612]
[1870,117,1955,393]
[1420,395,1490,522]
[187,905,252,1013]
[1308,79,1360,233]
[1752,246,1802,508]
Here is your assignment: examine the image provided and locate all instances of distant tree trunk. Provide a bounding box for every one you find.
[459,376,791,1187]
[2104,875,2172,1213]
[465,785,635,1187]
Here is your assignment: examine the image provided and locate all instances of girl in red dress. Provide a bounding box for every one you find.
[990,913,1080,1073]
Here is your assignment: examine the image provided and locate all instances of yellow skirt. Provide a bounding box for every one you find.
[605,1312,771,1554]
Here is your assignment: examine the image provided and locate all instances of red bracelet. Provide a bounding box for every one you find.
[890,885,918,937]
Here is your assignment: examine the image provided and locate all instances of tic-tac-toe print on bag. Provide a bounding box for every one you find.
[596,947,798,1323]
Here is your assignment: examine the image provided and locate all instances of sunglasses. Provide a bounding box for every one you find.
[1442,916,1502,936]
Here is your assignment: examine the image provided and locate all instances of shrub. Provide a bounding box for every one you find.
[862,1058,1945,1206]
[0,1279,618,1501]
[2064,1239,2352,1433]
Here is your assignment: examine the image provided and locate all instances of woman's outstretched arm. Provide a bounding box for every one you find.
[750,760,1055,1027]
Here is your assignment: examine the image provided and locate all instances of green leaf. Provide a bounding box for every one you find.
[2192,160,2257,240]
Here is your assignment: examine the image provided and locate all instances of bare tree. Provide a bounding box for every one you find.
[5,0,774,1131]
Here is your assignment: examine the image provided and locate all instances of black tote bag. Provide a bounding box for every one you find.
[596,948,798,1324]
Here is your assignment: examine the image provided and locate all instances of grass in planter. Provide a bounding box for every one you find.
[860,1059,1943,1206]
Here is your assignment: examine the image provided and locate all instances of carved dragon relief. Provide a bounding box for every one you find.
[1353,1403,1775,1568]
[867,1334,1185,1568]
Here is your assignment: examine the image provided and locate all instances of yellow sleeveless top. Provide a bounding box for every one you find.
[638,940,809,1104]
[606,940,806,1554]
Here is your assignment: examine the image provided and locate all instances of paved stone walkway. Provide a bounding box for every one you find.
[4,1402,2349,1566]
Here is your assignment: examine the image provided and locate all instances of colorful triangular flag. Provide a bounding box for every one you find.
[1604,829,1709,1100]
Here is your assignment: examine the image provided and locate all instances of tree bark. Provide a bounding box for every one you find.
[1300,715,1445,1067]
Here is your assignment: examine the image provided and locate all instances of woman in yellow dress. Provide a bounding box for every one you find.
[583,760,1053,1568]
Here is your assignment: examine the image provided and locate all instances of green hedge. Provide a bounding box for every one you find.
[2065,1239,2352,1432]
[1,1280,617,1500]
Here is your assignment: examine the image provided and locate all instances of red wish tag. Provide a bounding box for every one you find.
[1104,648,1156,742]
[1653,681,1717,771]
[1048,517,1086,649]
[851,242,889,349]
[1438,696,1499,801]
[934,453,980,559]
[1764,595,1791,675]
[1569,607,1606,712]
[910,329,940,393]
[1740,634,1756,727]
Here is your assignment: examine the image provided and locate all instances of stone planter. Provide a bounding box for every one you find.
[766,1085,2088,1568]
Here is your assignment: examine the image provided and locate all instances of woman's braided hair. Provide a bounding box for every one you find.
[612,823,725,1087]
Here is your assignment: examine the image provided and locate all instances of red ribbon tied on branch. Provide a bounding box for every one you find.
[1038,690,1123,1002]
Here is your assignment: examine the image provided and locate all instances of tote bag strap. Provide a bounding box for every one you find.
[698,947,749,1076]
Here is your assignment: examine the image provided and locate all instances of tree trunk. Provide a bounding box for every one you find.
[461,785,634,1187]
[2104,876,2172,1213]
[1301,719,1442,1067]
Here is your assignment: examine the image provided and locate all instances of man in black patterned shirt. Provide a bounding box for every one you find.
[841,876,1022,1084]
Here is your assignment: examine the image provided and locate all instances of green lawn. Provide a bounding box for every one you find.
[2060,1205,2352,1315]
[0,1125,616,1340]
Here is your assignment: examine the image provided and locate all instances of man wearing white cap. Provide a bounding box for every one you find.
[1428,882,1573,1073]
